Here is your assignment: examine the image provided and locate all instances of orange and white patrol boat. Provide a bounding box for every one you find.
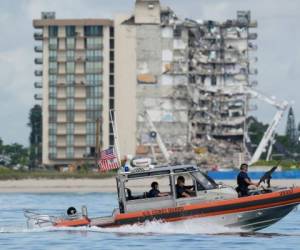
[24,164,300,232]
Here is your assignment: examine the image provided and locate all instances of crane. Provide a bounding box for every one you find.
[140,111,170,163]
[243,87,288,165]
[227,86,288,165]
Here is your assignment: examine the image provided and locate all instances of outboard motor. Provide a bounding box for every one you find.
[67,207,77,216]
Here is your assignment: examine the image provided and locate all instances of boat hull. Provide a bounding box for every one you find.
[94,187,300,231]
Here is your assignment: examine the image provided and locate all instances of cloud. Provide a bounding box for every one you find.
[0,0,300,146]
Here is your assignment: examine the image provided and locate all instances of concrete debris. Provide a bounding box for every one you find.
[135,4,257,168]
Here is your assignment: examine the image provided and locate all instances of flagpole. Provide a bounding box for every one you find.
[109,109,121,165]
[95,117,102,170]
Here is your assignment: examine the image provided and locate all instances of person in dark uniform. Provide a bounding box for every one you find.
[148,181,168,198]
[175,176,195,198]
[237,163,259,197]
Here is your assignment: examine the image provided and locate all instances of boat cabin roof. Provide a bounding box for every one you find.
[117,165,199,180]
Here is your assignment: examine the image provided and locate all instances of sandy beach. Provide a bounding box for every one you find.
[0,178,300,193]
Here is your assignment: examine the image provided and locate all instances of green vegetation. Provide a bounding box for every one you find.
[0,139,29,166]
[248,109,300,162]
[0,167,116,180]
[252,160,300,169]
[28,104,42,168]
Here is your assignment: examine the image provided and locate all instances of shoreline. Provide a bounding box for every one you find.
[0,178,300,193]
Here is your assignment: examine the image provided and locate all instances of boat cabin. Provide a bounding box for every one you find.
[116,164,237,213]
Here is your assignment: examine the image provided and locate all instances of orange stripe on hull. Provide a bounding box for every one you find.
[115,187,300,222]
[54,217,90,227]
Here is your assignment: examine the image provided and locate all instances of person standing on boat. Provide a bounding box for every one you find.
[237,163,259,197]
[175,176,194,198]
[148,182,169,198]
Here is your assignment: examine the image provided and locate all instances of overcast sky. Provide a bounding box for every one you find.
[0,0,299,146]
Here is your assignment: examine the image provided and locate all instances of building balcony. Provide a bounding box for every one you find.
[34,46,43,53]
[34,58,43,64]
[249,20,258,28]
[34,93,42,100]
[34,70,43,76]
[248,33,258,40]
[249,68,258,75]
[34,82,42,88]
[34,32,43,40]
[248,42,258,50]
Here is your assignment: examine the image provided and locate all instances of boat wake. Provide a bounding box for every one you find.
[0,220,298,237]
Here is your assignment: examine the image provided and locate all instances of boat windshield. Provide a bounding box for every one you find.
[191,171,218,190]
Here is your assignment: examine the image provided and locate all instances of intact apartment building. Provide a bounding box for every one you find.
[34,0,257,167]
[33,13,115,166]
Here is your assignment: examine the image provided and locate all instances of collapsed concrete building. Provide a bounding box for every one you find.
[116,0,258,168]
[33,0,258,168]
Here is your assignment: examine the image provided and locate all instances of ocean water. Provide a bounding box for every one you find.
[0,192,300,250]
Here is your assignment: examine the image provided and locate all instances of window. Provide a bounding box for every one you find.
[66,86,74,97]
[86,134,95,145]
[49,62,58,74]
[49,86,57,96]
[66,123,74,134]
[49,50,57,61]
[49,135,56,146]
[86,62,102,74]
[66,50,75,61]
[191,172,218,190]
[49,26,58,37]
[66,98,74,109]
[49,111,57,122]
[66,134,74,145]
[49,38,58,49]
[86,122,96,134]
[66,62,75,73]
[110,51,114,61]
[124,175,172,201]
[49,98,57,105]
[66,26,76,37]
[109,135,114,147]
[84,26,102,36]
[110,38,114,49]
[66,110,74,122]
[86,37,102,49]
[86,86,101,98]
[86,74,102,86]
[49,147,57,159]
[109,75,114,86]
[49,123,57,135]
[86,50,102,61]
[109,87,114,97]
[66,146,74,158]
[109,27,114,37]
[110,63,114,73]
[109,98,114,110]
[66,74,75,84]
[49,62,57,70]
[49,74,57,82]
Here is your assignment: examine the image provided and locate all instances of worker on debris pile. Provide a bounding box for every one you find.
[236,163,259,197]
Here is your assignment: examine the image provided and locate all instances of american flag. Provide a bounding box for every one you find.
[98,148,120,172]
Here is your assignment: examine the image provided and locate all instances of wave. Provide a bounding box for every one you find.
[1,219,299,237]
